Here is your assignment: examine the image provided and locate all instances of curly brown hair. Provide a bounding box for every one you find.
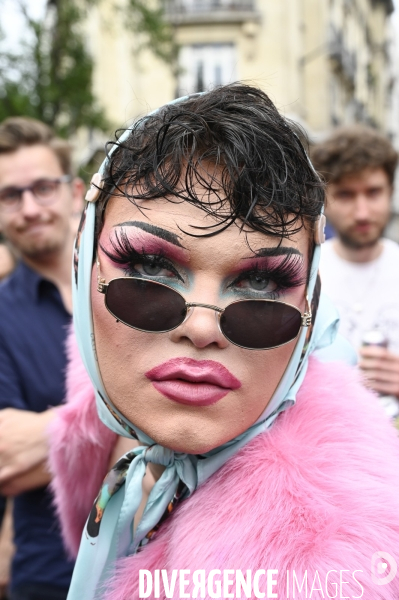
[0,116,73,175]
[310,124,398,185]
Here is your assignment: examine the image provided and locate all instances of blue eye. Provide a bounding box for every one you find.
[235,273,278,293]
[249,274,272,291]
[134,258,177,279]
[142,262,163,276]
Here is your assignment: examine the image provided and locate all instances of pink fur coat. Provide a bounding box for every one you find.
[49,336,399,599]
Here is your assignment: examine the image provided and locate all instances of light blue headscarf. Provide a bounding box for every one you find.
[67,95,341,599]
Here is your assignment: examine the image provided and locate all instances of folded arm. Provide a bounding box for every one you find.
[0,336,58,493]
[0,407,56,487]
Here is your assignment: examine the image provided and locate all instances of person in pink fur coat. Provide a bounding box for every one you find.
[50,84,399,600]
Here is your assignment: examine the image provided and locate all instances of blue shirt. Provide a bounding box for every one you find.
[0,261,74,591]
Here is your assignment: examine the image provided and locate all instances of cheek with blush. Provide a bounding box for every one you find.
[91,266,148,399]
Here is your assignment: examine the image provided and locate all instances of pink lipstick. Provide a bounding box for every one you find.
[145,358,242,406]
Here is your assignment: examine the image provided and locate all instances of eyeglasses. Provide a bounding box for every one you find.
[0,176,72,213]
[97,275,312,351]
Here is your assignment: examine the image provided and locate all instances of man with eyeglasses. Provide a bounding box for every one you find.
[0,117,85,600]
[312,125,399,418]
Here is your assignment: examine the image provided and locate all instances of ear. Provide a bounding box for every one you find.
[70,177,86,215]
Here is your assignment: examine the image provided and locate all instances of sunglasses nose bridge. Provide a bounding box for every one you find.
[184,302,223,320]
[182,302,224,330]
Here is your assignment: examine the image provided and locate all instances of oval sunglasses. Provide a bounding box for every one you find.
[96,261,312,351]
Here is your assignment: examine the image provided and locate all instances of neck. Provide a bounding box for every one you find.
[21,235,74,313]
[333,238,384,263]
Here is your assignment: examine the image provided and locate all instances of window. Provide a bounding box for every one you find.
[166,0,255,13]
[177,44,237,96]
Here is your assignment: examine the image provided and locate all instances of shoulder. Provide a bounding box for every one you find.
[260,359,399,483]
[0,267,26,341]
[0,262,36,313]
[0,266,21,301]
[227,358,399,486]
[282,357,399,459]
[320,237,335,255]
[299,356,378,413]
[381,238,399,261]
[319,238,339,269]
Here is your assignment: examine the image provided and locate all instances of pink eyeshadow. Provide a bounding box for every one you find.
[102,227,190,265]
[231,254,303,274]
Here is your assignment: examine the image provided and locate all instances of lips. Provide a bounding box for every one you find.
[351,222,374,235]
[23,223,48,235]
[18,220,50,235]
[145,358,242,407]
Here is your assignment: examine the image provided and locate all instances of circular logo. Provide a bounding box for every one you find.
[371,551,397,585]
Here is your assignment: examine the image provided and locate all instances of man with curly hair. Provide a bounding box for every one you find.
[312,125,399,415]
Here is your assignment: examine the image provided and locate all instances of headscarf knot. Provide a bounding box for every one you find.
[141,445,176,467]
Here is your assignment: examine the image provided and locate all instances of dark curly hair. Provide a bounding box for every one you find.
[311,124,398,185]
[95,83,324,240]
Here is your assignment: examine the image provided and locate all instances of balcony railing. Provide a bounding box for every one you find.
[163,0,257,24]
[328,25,357,85]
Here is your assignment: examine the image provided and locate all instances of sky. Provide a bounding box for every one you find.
[0,0,46,51]
[393,0,399,25]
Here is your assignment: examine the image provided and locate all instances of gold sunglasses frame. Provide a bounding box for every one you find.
[97,272,312,351]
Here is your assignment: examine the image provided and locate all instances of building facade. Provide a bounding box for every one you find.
[80,0,395,163]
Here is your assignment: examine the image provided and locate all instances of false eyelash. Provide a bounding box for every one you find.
[100,230,183,280]
[230,253,307,292]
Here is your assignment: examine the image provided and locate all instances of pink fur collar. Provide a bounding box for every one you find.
[49,336,399,599]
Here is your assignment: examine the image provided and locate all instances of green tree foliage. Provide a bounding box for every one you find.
[0,0,176,136]
[124,0,178,70]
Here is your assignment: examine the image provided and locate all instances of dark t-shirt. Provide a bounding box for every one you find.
[0,495,6,527]
[0,261,74,591]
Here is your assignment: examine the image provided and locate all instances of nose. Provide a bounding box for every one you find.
[169,304,230,350]
[20,189,41,219]
[353,195,371,221]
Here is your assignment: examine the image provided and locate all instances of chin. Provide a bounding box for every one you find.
[128,417,234,455]
[342,228,382,249]
[22,238,63,258]
[168,438,221,455]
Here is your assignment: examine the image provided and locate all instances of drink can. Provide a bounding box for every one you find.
[361,330,388,348]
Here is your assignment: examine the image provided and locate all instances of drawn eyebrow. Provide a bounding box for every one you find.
[244,247,303,258]
[114,221,185,248]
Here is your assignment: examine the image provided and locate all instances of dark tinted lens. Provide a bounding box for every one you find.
[105,279,187,332]
[220,300,302,349]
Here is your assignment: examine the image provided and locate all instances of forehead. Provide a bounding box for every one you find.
[332,168,390,190]
[101,194,311,263]
[0,145,64,187]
